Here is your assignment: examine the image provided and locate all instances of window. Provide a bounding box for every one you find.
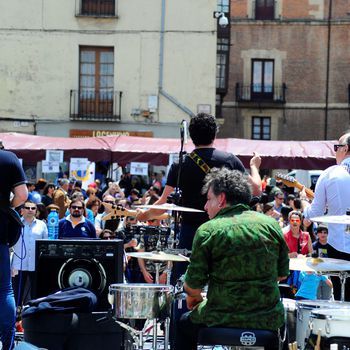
[252,117,271,140]
[81,0,115,16]
[255,0,274,20]
[216,38,229,90]
[79,46,114,117]
[217,0,229,13]
[251,59,274,100]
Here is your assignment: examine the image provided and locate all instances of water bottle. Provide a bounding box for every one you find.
[47,209,59,239]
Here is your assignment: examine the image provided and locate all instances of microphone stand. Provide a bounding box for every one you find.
[172,120,186,246]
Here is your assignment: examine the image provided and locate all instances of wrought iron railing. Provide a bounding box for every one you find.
[235,83,286,103]
[70,90,122,121]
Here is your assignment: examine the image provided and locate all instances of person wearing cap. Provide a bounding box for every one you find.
[53,178,71,219]
[301,131,350,301]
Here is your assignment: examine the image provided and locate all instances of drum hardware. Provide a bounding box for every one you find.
[108,283,174,350]
[328,271,350,302]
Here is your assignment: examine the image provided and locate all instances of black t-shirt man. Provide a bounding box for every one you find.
[166,148,245,226]
[0,150,27,244]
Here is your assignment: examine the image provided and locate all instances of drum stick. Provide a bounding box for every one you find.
[292,342,297,350]
[315,329,321,350]
[288,343,293,350]
[178,254,190,262]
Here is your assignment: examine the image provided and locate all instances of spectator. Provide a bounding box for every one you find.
[11,201,48,307]
[283,210,313,258]
[95,195,120,236]
[104,182,125,200]
[86,198,102,223]
[35,203,48,222]
[53,178,71,219]
[41,183,56,207]
[295,271,332,301]
[58,199,96,239]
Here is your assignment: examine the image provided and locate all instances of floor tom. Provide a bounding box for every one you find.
[310,308,350,338]
[296,300,350,349]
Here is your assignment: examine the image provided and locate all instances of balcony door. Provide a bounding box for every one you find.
[251,59,274,101]
[255,0,274,20]
[79,47,114,117]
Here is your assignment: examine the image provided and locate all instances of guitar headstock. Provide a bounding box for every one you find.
[275,173,298,188]
[101,203,134,221]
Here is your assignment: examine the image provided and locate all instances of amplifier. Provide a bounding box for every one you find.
[34,239,123,311]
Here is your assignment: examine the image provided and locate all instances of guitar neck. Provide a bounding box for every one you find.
[290,182,314,199]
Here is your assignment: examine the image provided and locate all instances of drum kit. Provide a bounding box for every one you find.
[104,206,350,350]
[106,202,197,350]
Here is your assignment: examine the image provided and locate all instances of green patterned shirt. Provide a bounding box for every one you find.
[185,204,290,330]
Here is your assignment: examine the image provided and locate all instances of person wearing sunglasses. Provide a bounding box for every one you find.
[58,199,96,239]
[11,200,48,309]
[301,132,350,301]
[283,210,313,258]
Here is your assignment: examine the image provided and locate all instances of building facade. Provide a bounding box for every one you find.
[0,0,216,138]
[219,0,350,140]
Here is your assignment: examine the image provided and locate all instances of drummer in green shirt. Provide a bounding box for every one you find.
[175,168,290,350]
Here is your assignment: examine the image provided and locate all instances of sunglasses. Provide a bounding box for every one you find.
[290,218,301,223]
[318,230,328,234]
[71,206,83,210]
[334,144,347,152]
[24,206,36,210]
[104,201,115,204]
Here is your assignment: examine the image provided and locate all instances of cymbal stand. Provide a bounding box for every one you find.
[329,271,349,302]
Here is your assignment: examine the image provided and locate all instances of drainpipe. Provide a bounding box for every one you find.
[158,0,195,117]
[324,0,332,140]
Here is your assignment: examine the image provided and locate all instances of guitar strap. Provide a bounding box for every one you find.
[188,151,211,174]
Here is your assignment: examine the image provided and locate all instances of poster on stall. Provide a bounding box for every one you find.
[130,162,148,176]
[69,158,95,190]
[46,150,64,163]
[42,160,60,173]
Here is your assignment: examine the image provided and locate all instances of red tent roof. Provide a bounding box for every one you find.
[0,132,336,169]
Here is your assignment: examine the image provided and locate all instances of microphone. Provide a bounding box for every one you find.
[180,120,188,144]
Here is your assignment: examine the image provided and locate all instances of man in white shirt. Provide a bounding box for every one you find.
[301,132,350,300]
[11,200,48,307]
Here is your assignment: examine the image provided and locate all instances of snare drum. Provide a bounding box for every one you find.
[310,308,350,338]
[108,283,174,319]
[296,300,350,349]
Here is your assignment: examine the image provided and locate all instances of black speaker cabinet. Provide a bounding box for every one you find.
[34,239,123,311]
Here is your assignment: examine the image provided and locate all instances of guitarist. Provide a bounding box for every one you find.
[0,142,27,350]
[301,131,350,301]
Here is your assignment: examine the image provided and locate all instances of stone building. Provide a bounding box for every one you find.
[218,0,350,140]
[0,0,216,138]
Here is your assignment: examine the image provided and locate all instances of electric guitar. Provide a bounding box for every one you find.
[101,203,169,221]
[275,173,314,199]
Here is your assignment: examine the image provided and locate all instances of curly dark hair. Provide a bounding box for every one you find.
[189,113,217,146]
[201,168,252,205]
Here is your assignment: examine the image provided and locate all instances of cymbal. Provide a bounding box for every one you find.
[136,203,204,213]
[126,251,190,262]
[310,215,350,224]
[290,257,350,272]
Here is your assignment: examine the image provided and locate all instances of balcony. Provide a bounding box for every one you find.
[70,90,122,121]
[75,0,117,17]
[235,83,286,104]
